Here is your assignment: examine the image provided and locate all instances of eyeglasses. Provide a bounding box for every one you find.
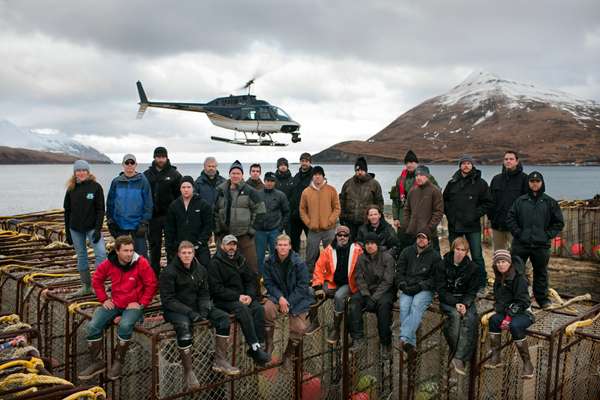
[124,160,136,165]
[336,233,349,238]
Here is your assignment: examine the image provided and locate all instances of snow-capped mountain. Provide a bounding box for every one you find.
[0,119,112,163]
[314,71,600,164]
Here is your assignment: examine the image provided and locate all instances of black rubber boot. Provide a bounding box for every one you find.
[78,340,105,380]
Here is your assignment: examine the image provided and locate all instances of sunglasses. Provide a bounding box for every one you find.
[124,160,136,165]
[336,233,349,237]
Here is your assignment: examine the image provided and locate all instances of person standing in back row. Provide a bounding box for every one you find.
[488,151,529,251]
[443,155,493,290]
[246,163,264,190]
[339,157,384,240]
[289,153,314,252]
[506,171,564,309]
[144,146,182,276]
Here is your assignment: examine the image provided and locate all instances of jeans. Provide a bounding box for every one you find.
[349,292,394,345]
[399,290,433,346]
[215,300,265,345]
[440,302,479,361]
[489,312,534,340]
[449,231,486,288]
[87,306,144,341]
[290,215,309,253]
[148,216,166,276]
[511,244,551,306]
[70,228,107,272]
[324,283,351,314]
[163,308,230,348]
[306,228,336,274]
[255,228,279,276]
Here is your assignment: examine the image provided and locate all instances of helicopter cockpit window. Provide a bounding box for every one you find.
[257,107,274,120]
[272,107,291,121]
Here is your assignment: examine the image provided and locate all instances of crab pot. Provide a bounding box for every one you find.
[472,300,597,400]
[555,205,600,261]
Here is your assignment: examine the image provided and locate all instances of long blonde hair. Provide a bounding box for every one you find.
[66,173,97,191]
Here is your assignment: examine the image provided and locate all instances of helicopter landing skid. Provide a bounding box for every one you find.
[210,134,287,146]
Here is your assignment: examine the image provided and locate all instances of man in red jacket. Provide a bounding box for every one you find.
[78,235,158,381]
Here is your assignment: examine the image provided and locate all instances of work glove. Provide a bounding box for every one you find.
[403,283,422,296]
[507,302,523,317]
[364,296,377,312]
[313,286,326,301]
[197,300,212,320]
[107,220,119,238]
[65,231,73,246]
[500,315,512,331]
[136,222,148,238]
[397,280,408,292]
[189,311,203,323]
[92,229,102,244]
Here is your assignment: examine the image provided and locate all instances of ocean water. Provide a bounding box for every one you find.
[0,163,599,215]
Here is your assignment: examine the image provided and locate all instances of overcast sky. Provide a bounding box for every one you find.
[1,1,599,163]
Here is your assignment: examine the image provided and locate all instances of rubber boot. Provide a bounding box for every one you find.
[67,269,94,299]
[264,327,275,357]
[78,340,105,380]
[107,339,129,380]
[281,339,299,370]
[179,347,201,390]
[326,312,343,345]
[212,336,240,376]
[485,333,504,369]
[515,339,534,379]
[305,306,320,335]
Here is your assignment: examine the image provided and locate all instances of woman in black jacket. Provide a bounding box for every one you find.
[436,237,480,376]
[63,160,106,298]
[485,250,534,379]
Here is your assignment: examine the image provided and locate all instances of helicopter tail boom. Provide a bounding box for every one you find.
[137,81,148,104]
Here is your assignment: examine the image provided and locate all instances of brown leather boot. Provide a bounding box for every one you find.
[107,339,129,380]
[78,340,105,380]
[326,312,343,345]
[212,336,240,376]
[515,339,534,379]
[485,333,504,369]
[305,306,320,335]
[264,327,275,357]
[179,347,201,390]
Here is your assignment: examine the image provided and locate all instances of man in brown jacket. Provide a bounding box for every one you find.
[300,166,341,273]
[402,165,444,247]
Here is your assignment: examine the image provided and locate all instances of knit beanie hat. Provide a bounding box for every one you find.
[73,159,90,172]
[229,160,243,174]
[415,165,430,177]
[312,165,325,177]
[459,154,475,166]
[277,157,289,167]
[493,249,512,265]
[354,156,368,172]
[404,150,418,164]
[180,175,195,186]
[264,172,276,181]
[300,152,312,162]
[364,232,380,245]
[153,146,168,157]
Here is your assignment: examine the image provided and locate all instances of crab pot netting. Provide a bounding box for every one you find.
[554,205,600,261]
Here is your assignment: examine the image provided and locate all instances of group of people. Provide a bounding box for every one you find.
[62,146,564,389]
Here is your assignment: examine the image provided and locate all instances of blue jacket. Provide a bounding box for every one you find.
[264,251,314,316]
[194,171,226,206]
[107,172,153,230]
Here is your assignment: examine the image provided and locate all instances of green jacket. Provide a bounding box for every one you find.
[214,180,265,236]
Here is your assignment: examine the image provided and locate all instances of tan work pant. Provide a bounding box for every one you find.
[264,300,309,341]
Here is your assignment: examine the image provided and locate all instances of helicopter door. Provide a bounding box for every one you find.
[240,107,259,131]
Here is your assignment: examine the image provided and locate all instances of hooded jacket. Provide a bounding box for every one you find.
[390,170,440,221]
[506,176,564,249]
[144,160,182,217]
[246,177,264,191]
[253,187,290,231]
[274,169,294,198]
[312,242,363,293]
[193,171,226,206]
[339,173,384,224]
[355,250,396,302]
[396,244,441,295]
[64,179,105,233]
[435,252,480,307]
[164,194,212,258]
[264,251,314,315]
[402,180,444,236]
[492,256,531,317]
[299,181,341,231]
[488,163,529,231]
[92,250,157,308]
[159,256,211,317]
[214,180,265,236]
[356,219,399,251]
[106,172,153,230]
[208,250,259,303]
[443,168,493,233]
[290,166,313,218]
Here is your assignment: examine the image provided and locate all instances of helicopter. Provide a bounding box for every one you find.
[136,79,301,146]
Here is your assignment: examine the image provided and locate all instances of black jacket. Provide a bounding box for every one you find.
[435,252,480,307]
[488,163,529,231]
[164,194,212,257]
[396,244,441,295]
[355,251,395,302]
[289,166,313,218]
[144,161,182,217]
[356,220,399,252]
[254,188,290,232]
[506,182,564,249]
[208,250,259,303]
[443,168,493,233]
[274,169,294,198]
[493,256,531,317]
[159,257,211,317]
[194,171,226,206]
[63,179,105,233]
